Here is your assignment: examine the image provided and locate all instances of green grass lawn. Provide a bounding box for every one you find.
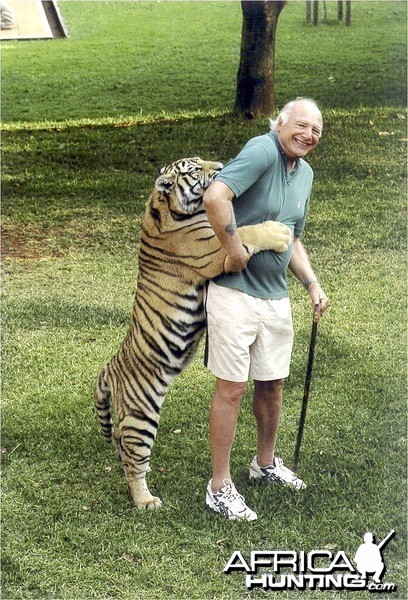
[2,0,406,125]
[2,1,407,598]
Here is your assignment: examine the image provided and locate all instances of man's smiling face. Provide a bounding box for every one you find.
[276,101,323,161]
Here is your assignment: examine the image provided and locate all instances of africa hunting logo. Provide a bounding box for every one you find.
[224,530,396,593]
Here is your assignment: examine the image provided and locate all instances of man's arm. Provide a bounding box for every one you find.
[289,236,329,318]
[203,180,250,272]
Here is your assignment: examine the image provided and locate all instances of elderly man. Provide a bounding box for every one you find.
[203,97,329,521]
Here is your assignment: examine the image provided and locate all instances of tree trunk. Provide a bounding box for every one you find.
[234,0,286,119]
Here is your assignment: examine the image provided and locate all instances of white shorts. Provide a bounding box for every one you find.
[204,281,294,383]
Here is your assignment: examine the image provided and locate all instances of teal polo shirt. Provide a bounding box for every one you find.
[214,131,314,299]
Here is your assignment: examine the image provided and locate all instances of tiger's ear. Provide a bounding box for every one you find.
[155,173,175,192]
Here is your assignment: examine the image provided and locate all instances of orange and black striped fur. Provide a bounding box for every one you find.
[94,157,291,508]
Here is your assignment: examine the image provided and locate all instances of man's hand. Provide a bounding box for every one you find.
[204,181,252,274]
[224,248,250,273]
[308,281,329,322]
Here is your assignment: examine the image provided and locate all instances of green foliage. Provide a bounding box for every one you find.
[1,1,407,598]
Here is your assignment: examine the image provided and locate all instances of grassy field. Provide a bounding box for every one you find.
[2,1,407,599]
[2,0,406,125]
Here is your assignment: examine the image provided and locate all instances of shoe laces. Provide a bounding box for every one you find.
[275,463,304,487]
[264,457,302,483]
[275,461,295,478]
[220,479,246,509]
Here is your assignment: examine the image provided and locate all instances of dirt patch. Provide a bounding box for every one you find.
[1,226,54,260]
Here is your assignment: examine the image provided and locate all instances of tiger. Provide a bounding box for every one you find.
[94,157,291,509]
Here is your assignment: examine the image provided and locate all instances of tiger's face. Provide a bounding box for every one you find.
[154,157,223,215]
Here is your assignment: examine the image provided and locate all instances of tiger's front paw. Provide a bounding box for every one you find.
[258,221,291,252]
[238,221,292,255]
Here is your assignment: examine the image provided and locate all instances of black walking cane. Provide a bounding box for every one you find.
[292,303,320,472]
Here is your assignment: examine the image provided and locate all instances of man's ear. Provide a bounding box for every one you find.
[155,173,174,192]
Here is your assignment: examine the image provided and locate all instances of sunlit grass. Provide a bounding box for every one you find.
[2,1,406,124]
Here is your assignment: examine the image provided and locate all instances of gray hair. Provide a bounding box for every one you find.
[270,97,322,132]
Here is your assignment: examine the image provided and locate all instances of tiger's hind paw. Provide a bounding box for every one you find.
[137,495,162,510]
[128,478,162,510]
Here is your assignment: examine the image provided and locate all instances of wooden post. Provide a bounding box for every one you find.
[345,0,351,26]
[306,0,311,23]
[313,0,318,26]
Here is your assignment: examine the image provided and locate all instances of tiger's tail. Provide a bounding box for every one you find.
[94,367,113,442]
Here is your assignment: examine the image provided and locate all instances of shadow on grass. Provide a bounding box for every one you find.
[5,298,130,330]
[3,109,406,260]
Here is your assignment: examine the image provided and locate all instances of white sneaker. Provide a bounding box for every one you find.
[206,478,257,521]
[249,456,306,489]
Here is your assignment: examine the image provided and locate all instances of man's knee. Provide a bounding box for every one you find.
[215,379,247,404]
[254,378,283,396]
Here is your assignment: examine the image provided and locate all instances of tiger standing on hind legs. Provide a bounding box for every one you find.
[94,157,291,509]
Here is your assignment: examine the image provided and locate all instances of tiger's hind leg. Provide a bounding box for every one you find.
[94,367,114,443]
[95,366,162,509]
[128,476,162,511]
[115,422,162,510]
